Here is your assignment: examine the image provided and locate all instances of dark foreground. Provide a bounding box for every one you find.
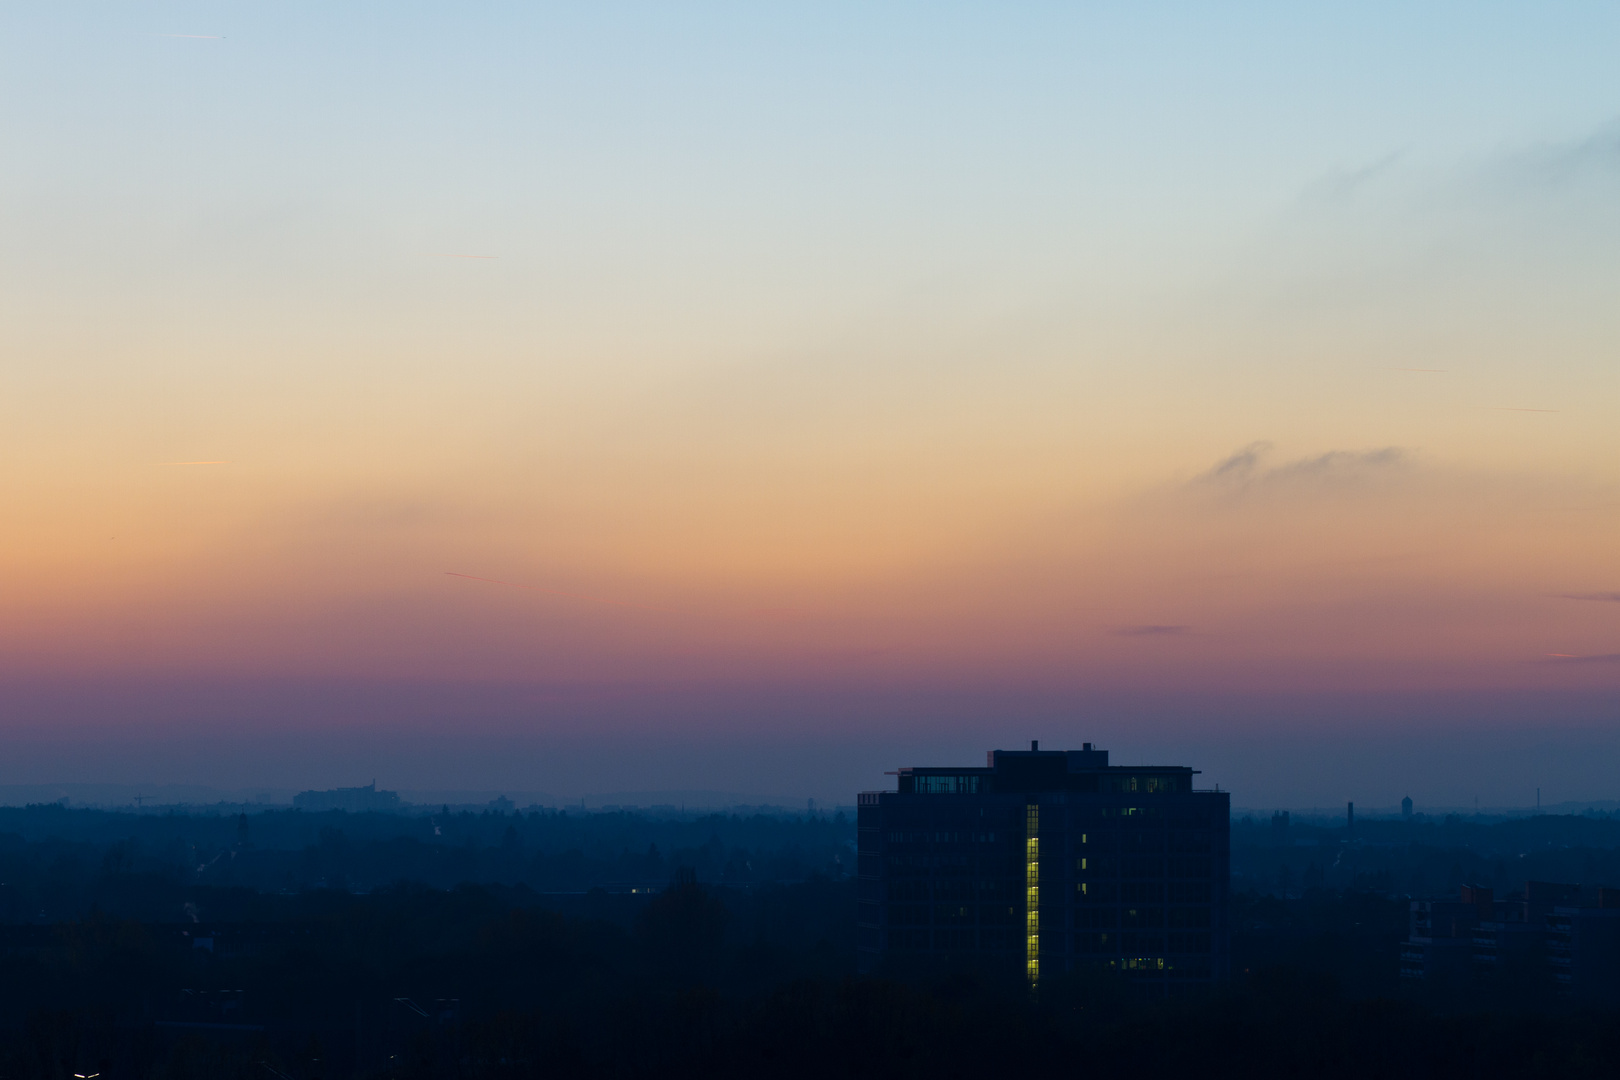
[6,883,1620,1080]
[3,804,1620,1078]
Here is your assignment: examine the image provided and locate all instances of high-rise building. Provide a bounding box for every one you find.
[857,742,1229,993]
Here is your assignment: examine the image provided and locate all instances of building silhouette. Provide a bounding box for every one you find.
[292,782,402,813]
[857,742,1229,992]
[1401,881,1620,1002]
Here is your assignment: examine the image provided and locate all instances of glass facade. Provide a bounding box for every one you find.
[911,774,985,795]
[856,746,1229,993]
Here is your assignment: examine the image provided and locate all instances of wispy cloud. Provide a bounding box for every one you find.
[1268,447,1404,480]
[1304,147,1408,203]
[1541,653,1620,665]
[1500,121,1620,187]
[1562,592,1620,603]
[1196,443,1406,489]
[1202,442,1272,482]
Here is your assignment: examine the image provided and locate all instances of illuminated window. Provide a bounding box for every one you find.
[1025,804,1040,982]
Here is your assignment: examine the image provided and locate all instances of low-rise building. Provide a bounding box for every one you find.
[1403,880,1620,1003]
[1400,896,1477,987]
[1546,889,1620,1003]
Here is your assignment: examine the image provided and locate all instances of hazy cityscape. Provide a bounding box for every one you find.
[6,1,1620,1076]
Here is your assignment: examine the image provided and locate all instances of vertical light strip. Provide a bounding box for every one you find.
[1025,803,1040,982]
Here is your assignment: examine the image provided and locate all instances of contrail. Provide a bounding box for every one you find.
[424,253,498,259]
[1484,407,1559,413]
[1392,367,1447,372]
[445,571,672,613]
[163,460,227,465]
[140,33,225,39]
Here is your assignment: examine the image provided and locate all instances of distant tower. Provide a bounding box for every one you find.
[1347,801,1355,832]
[1401,795,1413,820]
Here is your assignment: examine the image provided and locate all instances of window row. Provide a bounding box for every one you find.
[909,774,985,795]
[881,928,1215,959]
[1074,906,1213,929]
[1078,882,1213,904]
[888,881,1022,904]
[1074,857,1214,879]
[888,902,1215,929]
[884,854,974,873]
[886,831,1002,844]
[1074,932,1212,954]
[887,904,1025,926]
[1073,831,1212,853]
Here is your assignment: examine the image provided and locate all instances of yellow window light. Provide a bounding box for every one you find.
[1025,804,1040,982]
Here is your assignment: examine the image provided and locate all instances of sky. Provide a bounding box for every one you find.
[2,2,1618,808]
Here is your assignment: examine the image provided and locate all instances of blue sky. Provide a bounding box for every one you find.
[2,2,1618,805]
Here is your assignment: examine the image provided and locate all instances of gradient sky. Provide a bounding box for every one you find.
[3,2,1618,807]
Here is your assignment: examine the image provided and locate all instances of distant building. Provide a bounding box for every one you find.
[1399,893,1478,986]
[1547,889,1620,1001]
[857,742,1229,994]
[1401,795,1413,820]
[293,782,402,813]
[1402,881,1620,1002]
[1473,883,1554,983]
